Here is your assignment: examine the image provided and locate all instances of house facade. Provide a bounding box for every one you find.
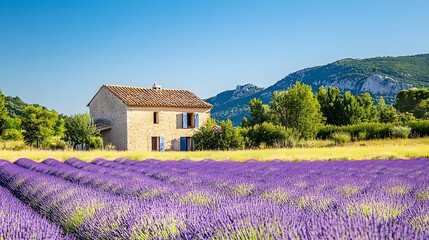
[87,84,212,151]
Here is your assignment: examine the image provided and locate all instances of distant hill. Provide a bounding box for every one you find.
[206,53,429,125]
[205,84,265,125]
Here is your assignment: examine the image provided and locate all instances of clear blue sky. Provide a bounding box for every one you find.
[1,0,429,115]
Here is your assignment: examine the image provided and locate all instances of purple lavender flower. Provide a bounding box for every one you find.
[0,158,428,239]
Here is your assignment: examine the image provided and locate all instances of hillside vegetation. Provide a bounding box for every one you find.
[207,54,429,125]
[294,54,429,89]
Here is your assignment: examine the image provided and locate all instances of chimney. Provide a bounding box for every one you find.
[152,83,162,90]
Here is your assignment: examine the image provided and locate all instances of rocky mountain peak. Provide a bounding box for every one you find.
[231,84,265,100]
[360,74,412,95]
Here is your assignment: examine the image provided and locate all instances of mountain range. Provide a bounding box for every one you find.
[205,54,429,125]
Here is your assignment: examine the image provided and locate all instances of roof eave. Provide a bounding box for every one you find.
[126,105,212,109]
[87,85,128,107]
[87,85,106,107]
[88,84,213,109]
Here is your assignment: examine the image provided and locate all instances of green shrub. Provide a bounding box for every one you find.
[11,142,28,151]
[318,123,391,140]
[88,136,103,150]
[1,129,23,141]
[284,128,301,148]
[54,140,69,150]
[0,140,28,150]
[331,132,352,145]
[193,118,244,150]
[318,120,429,140]
[246,122,295,148]
[357,131,368,141]
[389,126,411,139]
[43,137,69,150]
[407,120,429,137]
[2,117,21,130]
[398,112,416,122]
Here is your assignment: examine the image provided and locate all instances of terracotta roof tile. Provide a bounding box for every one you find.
[100,85,212,109]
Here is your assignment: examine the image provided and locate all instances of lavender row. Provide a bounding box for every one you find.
[2,158,429,238]
[0,160,75,240]
[15,158,181,200]
[111,158,429,238]
[59,158,429,237]
[0,161,162,239]
[0,161,291,239]
[109,158,429,200]
[65,158,232,200]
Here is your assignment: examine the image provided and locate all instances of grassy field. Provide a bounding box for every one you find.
[1,138,429,162]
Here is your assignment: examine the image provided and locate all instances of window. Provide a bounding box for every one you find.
[182,112,199,128]
[151,136,165,151]
[187,113,193,128]
[153,112,159,124]
[180,137,194,151]
[151,137,159,151]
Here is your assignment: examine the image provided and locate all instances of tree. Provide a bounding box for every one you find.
[270,82,324,139]
[0,90,7,130]
[21,106,58,148]
[1,117,23,141]
[342,91,362,125]
[241,116,249,128]
[193,118,218,150]
[377,97,398,123]
[248,98,271,126]
[318,87,379,125]
[218,119,244,150]
[356,93,379,123]
[396,88,429,117]
[64,113,98,149]
[415,99,429,119]
[55,116,66,138]
[270,91,287,127]
[317,86,343,125]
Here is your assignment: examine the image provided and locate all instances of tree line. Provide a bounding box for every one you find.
[194,83,429,150]
[0,90,102,150]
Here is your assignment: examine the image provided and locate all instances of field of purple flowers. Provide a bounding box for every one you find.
[0,158,428,239]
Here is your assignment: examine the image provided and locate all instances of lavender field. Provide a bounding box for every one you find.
[0,158,429,239]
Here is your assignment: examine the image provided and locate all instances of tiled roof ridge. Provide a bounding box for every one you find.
[98,84,212,109]
[103,84,188,91]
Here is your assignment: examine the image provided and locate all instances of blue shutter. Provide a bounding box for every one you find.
[194,112,199,128]
[180,137,187,151]
[160,136,165,152]
[182,113,187,129]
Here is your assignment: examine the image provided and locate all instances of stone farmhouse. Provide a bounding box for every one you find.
[87,84,212,151]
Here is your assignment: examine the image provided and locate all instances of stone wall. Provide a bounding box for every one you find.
[127,107,211,151]
[88,87,128,150]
